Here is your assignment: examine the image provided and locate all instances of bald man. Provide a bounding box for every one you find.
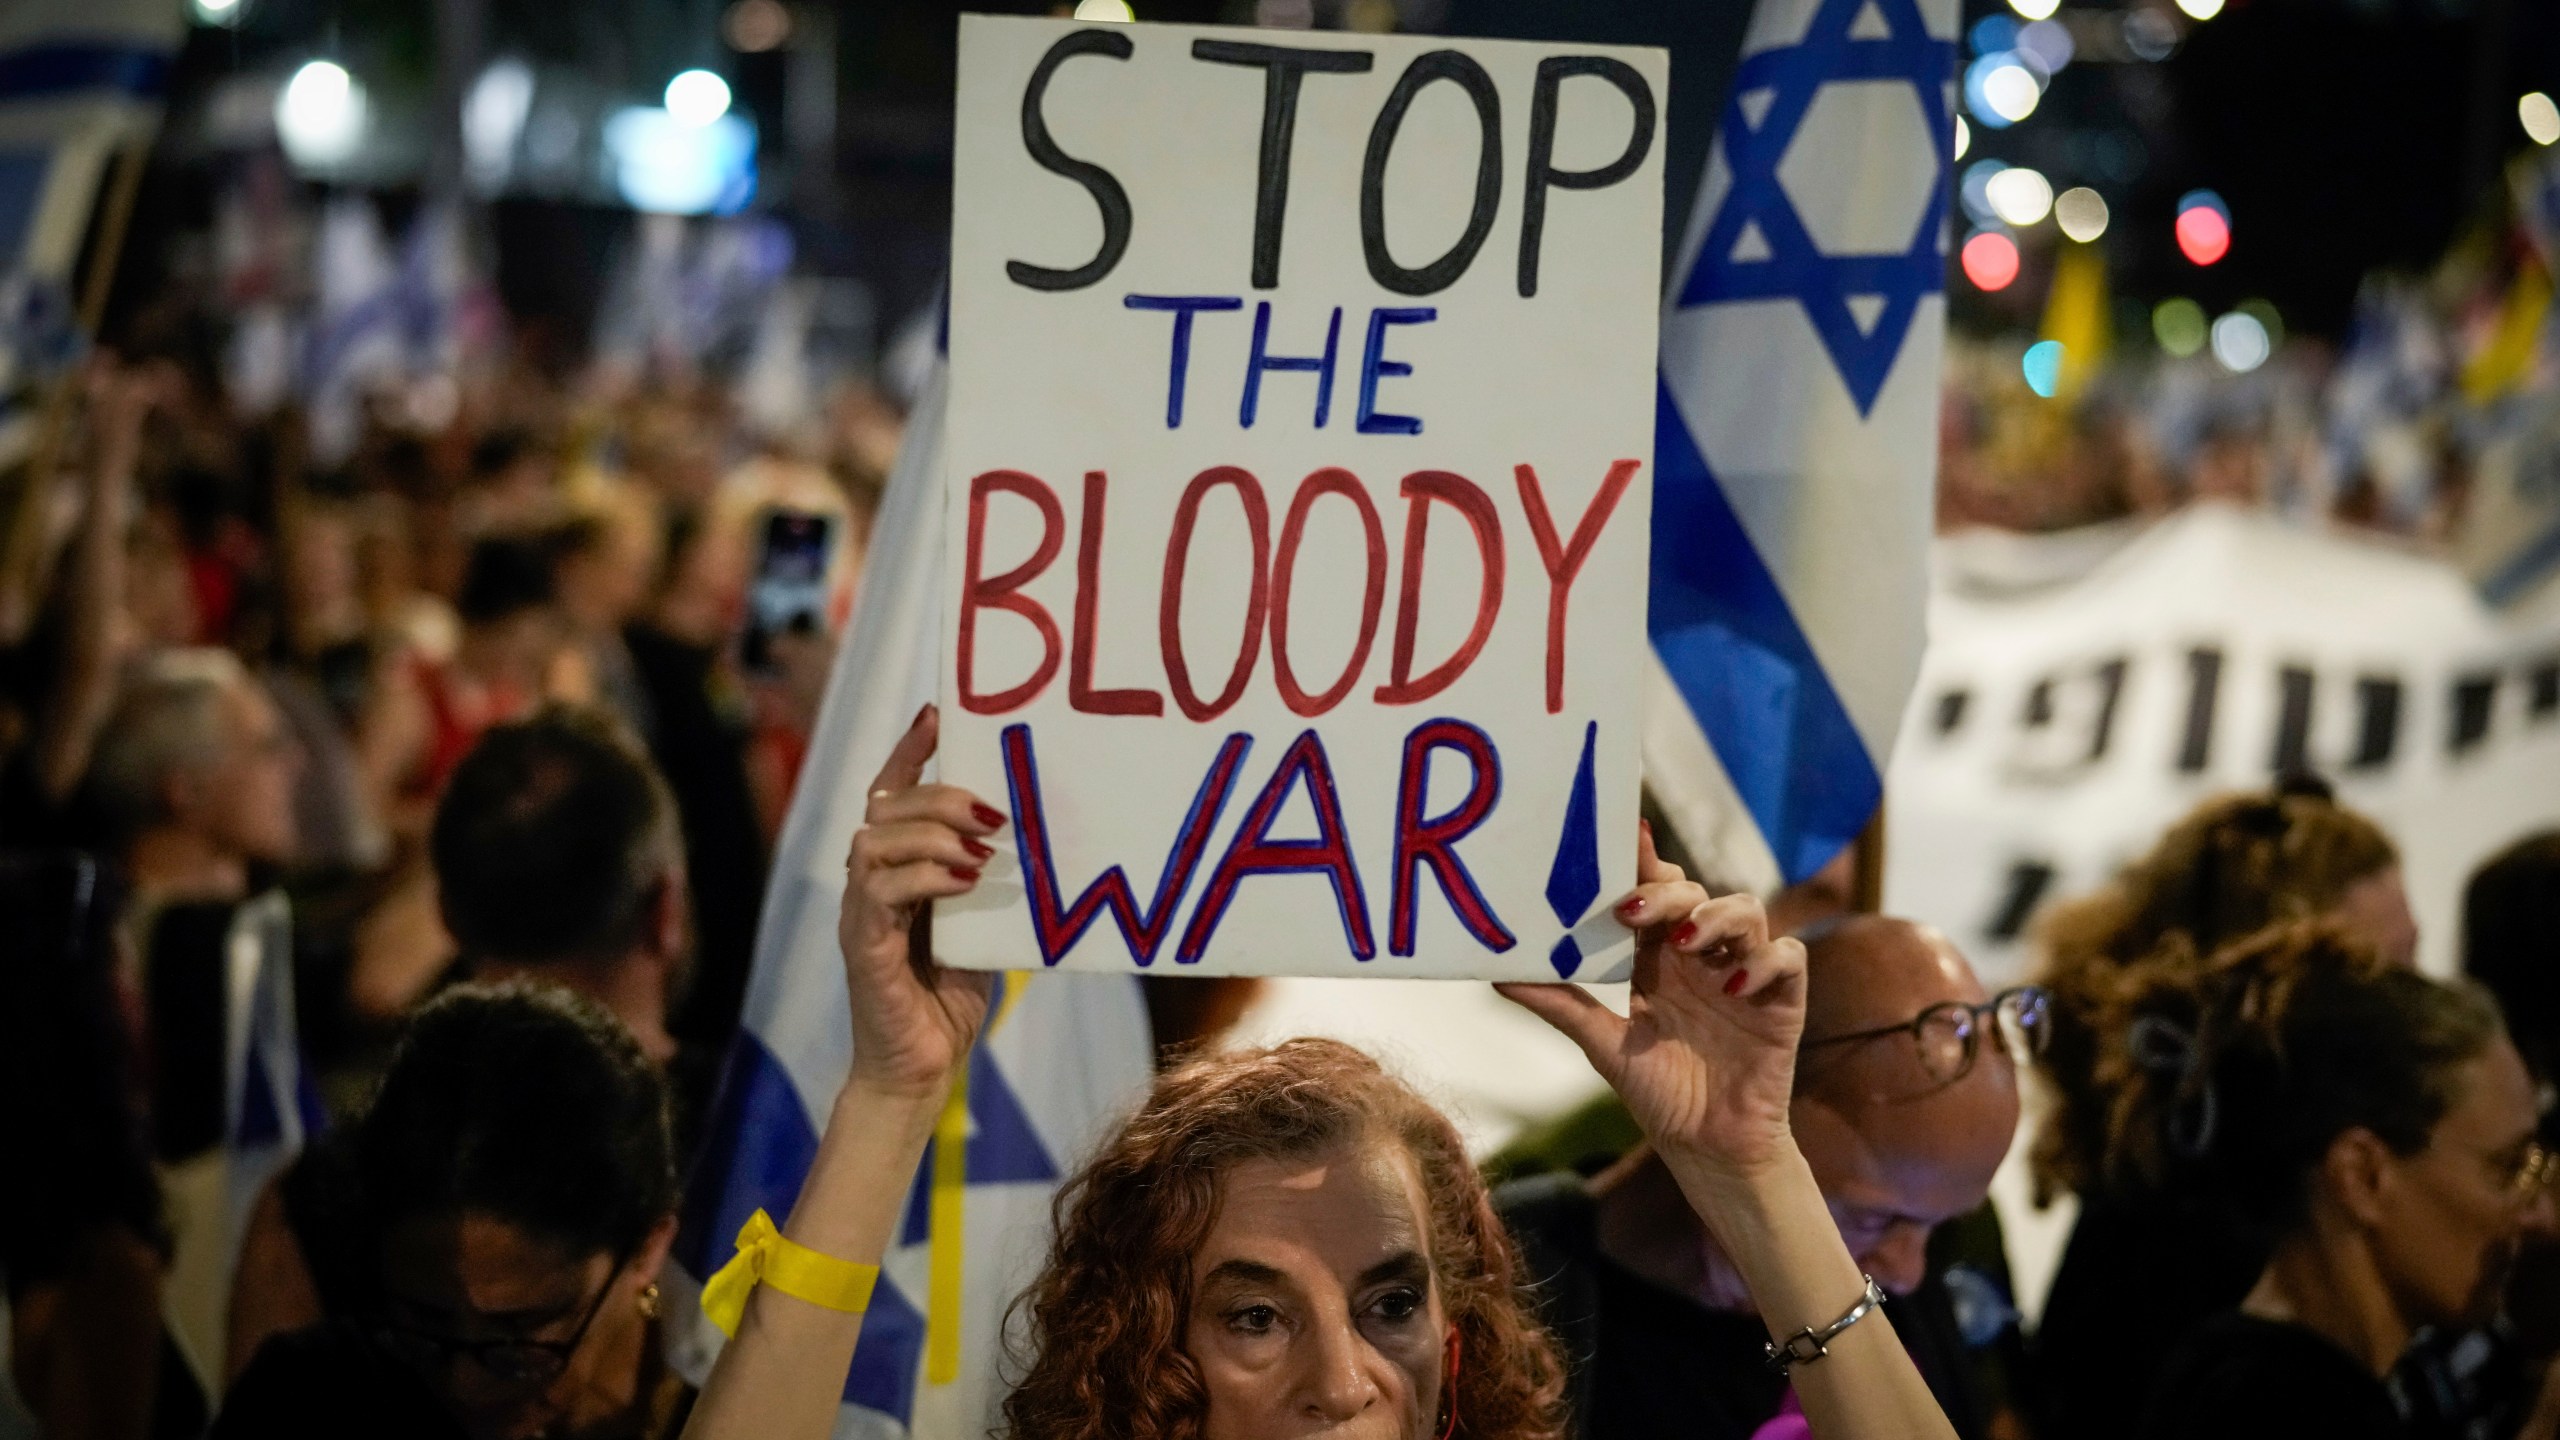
[1499,915,2033,1440]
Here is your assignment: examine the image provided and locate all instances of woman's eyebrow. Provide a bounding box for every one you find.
[1201,1258,1289,1290]
[1356,1250,1431,1289]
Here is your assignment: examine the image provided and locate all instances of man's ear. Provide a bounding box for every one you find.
[2322,1127,2398,1228]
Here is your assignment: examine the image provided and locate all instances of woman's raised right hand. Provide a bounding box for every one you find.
[838,705,1001,1100]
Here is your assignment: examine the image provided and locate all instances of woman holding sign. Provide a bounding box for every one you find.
[681,706,1957,1440]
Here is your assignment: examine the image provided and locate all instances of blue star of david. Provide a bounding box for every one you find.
[1676,0,1957,416]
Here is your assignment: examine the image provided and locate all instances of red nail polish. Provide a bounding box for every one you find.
[948,865,982,882]
[971,803,1008,828]
[1723,969,1749,997]
[1617,896,1645,918]
[960,837,994,860]
[1671,922,1698,948]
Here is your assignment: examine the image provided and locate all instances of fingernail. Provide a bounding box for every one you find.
[971,803,1008,828]
[947,865,982,882]
[1723,969,1749,997]
[913,704,932,726]
[960,837,994,860]
[1617,896,1646,919]
[1671,922,1698,949]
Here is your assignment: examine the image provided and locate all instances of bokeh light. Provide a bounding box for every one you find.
[2175,190,2231,265]
[1980,62,2041,124]
[664,69,732,127]
[2023,340,2065,397]
[1073,0,1138,17]
[190,0,242,26]
[1961,231,2021,291]
[1954,115,1971,161]
[2237,298,2285,353]
[2054,186,2109,242]
[2153,298,2208,357]
[2524,93,2560,148]
[722,0,792,52]
[1960,160,2009,228]
[277,59,367,166]
[2175,0,2223,19]
[2015,19,2074,72]
[2210,311,2270,372]
[2007,0,2059,21]
[1985,167,2054,227]
[1971,15,2019,54]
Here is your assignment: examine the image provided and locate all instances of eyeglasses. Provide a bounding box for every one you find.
[1801,986,2052,1085]
[374,1246,632,1388]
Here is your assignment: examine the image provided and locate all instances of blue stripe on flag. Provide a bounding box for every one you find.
[0,43,171,103]
[678,1028,933,1421]
[681,1029,822,1281]
[1648,380,1880,881]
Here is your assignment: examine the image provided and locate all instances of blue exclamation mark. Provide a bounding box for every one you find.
[1544,721,1601,978]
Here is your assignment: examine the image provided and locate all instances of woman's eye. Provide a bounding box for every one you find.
[1368,1288,1422,1324]
[1227,1304,1280,1335]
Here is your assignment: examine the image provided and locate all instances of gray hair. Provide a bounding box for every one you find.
[86,648,252,844]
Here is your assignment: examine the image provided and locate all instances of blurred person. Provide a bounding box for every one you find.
[0,854,200,1439]
[2031,776,2411,1440]
[235,710,714,1372]
[216,983,687,1440]
[402,535,565,808]
[625,510,765,1048]
[84,647,301,914]
[2107,922,2556,1438]
[681,709,1963,1440]
[2465,833,2560,1087]
[0,363,162,841]
[546,493,663,743]
[1500,915,2034,1439]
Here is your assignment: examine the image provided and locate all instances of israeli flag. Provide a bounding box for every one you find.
[666,361,1155,1438]
[0,0,180,450]
[1646,0,1958,891]
[161,889,327,1399]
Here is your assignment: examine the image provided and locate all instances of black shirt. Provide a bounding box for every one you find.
[2031,1188,2268,1440]
[2142,1312,2404,1440]
[214,1322,468,1440]
[1497,1173,1992,1440]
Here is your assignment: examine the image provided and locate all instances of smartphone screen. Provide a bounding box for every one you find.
[743,508,837,673]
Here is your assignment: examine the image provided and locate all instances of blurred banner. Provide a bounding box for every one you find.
[1645,0,1960,893]
[1885,503,2560,984]
[665,363,1154,1439]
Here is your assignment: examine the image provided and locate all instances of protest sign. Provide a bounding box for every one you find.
[936,17,1666,980]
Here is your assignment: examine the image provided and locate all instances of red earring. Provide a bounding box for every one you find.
[1437,1327,1463,1440]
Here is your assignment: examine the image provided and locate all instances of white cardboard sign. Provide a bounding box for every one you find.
[937,16,1666,980]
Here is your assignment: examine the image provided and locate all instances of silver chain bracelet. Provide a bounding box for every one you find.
[1764,1275,1888,1372]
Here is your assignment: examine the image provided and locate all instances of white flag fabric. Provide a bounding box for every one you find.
[161,889,323,1400]
[1884,503,2560,986]
[667,363,1155,1438]
[1647,0,1957,892]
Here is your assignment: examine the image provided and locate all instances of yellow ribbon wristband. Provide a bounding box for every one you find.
[699,1209,880,1337]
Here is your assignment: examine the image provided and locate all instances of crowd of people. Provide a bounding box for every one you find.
[2,307,2558,1440]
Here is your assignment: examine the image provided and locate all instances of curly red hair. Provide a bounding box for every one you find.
[1001,1038,1568,1440]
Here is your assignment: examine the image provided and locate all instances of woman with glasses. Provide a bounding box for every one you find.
[2030,778,2414,1440]
[216,982,689,1440]
[2108,921,2556,1438]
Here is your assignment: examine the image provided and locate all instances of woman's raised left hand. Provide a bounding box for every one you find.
[1499,823,1806,1186]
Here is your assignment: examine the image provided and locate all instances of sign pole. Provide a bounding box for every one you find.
[1850,803,1886,914]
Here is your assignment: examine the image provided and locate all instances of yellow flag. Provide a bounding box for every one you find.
[2040,242,2113,400]
[2460,254,2553,404]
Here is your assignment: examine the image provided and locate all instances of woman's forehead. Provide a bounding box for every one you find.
[1196,1139,1433,1277]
